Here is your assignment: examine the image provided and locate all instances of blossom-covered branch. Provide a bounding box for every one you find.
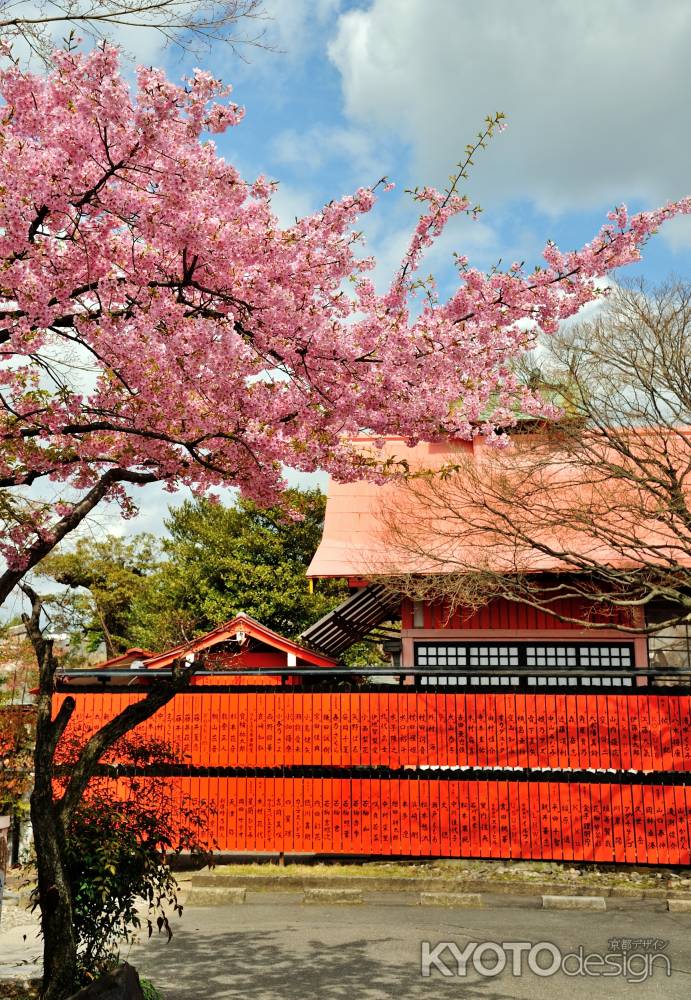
[0,46,689,583]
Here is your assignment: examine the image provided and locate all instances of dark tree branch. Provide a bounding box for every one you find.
[57,655,197,825]
[0,468,159,606]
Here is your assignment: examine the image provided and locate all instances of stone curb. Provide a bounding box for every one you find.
[182,885,682,912]
[2,890,33,911]
[542,895,607,911]
[302,887,363,905]
[186,886,246,906]
[667,898,691,913]
[190,873,691,901]
[420,891,483,908]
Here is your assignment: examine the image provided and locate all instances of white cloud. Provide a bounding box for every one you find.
[249,0,342,63]
[329,0,691,215]
[273,124,388,180]
[659,215,691,252]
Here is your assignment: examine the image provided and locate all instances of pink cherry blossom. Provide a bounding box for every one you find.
[0,45,689,596]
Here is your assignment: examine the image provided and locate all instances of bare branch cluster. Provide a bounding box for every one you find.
[0,0,268,61]
[371,280,691,637]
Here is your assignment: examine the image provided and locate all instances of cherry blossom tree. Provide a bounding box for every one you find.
[1,48,690,610]
[3,44,691,999]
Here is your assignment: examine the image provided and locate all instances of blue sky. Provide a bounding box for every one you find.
[15,0,691,609]
[167,0,691,289]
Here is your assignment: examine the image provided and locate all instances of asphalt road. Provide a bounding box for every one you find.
[129,900,691,999]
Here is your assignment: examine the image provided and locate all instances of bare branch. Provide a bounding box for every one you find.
[21,583,76,762]
[0,0,270,63]
[0,467,159,606]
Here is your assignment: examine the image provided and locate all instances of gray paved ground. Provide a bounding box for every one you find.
[0,904,41,983]
[129,901,691,999]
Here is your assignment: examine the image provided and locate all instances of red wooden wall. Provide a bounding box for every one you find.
[101,775,691,864]
[59,688,691,864]
[400,596,636,630]
[59,691,691,772]
[192,652,301,686]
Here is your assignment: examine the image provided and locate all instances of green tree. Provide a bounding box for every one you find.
[41,536,160,658]
[129,489,347,650]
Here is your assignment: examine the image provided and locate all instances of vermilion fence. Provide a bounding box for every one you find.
[58,690,691,772]
[56,682,691,864]
[101,776,691,864]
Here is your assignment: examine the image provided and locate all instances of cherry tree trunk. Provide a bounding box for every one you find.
[31,752,78,1000]
[22,584,192,1000]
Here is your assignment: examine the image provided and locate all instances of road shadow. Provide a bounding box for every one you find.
[129,915,518,1000]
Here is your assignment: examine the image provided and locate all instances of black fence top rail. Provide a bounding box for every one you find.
[53,665,691,695]
[56,665,691,679]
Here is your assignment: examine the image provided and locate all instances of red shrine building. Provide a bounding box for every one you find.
[302,436,688,680]
[54,435,691,865]
[59,612,337,693]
